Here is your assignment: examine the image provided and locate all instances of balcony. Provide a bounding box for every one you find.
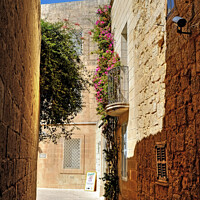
[106,66,129,116]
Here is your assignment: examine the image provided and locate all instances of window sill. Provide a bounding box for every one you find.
[60,168,84,174]
[155,180,169,187]
[121,176,128,182]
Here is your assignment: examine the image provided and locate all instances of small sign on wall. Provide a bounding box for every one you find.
[85,171,97,192]
[39,153,47,159]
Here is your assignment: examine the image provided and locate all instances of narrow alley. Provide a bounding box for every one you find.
[0,0,200,199]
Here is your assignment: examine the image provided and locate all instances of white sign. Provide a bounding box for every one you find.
[39,153,47,158]
[85,171,97,192]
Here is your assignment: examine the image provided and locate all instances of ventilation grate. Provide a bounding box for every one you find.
[156,142,168,181]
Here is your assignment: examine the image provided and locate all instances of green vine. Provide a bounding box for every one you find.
[91,5,120,200]
[101,116,119,200]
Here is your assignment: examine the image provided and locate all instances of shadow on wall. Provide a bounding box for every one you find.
[118,1,200,199]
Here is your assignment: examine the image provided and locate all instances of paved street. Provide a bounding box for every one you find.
[37,188,102,200]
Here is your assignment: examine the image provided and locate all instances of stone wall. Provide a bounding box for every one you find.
[111,0,166,159]
[112,0,200,199]
[0,0,40,199]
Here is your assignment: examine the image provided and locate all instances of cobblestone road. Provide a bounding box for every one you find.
[37,188,103,200]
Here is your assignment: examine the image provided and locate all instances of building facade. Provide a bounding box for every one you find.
[107,0,200,199]
[37,0,108,194]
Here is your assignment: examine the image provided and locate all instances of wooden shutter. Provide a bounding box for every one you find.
[155,142,168,182]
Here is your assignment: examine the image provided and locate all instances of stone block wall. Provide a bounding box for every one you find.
[111,0,166,159]
[113,0,200,199]
[37,125,97,189]
[111,0,166,198]
[0,0,40,199]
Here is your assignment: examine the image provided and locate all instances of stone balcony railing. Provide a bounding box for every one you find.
[106,66,129,116]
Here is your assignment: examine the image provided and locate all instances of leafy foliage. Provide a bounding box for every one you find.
[92,5,121,118]
[40,19,88,143]
[91,5,120,200]
[101,116,119,200]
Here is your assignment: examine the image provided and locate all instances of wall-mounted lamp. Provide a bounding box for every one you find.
[172,16,191,35]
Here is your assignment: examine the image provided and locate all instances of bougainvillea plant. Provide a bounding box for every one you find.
[92,5,121,119]
[91,5,120,200]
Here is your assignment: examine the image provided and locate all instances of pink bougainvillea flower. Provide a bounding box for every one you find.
[92,4,121,115]
[88,31,92,35]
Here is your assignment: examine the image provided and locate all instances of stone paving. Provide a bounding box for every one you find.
[37,188,103,200]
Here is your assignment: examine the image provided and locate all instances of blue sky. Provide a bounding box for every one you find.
[41,0,82,4]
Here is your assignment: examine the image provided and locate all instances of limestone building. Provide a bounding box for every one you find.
[105,0,200,199]
[37,0,108,195]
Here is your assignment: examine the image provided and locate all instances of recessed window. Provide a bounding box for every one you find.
[121,24,127,66]
[72,30,83,55]
[167,0,175,15]
[63,138,81,169]
[155,142,168,182]
[121,123,128,179]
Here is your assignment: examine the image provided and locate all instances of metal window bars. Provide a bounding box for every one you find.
[108,66,129,104]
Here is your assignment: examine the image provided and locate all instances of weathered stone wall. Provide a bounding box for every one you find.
[159,1,199,199]
[111,0,166,159]
[111,0,166,198]
[0,0,40,199]
[113,0,200,199]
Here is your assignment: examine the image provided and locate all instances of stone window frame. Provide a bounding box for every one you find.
[155,141,168,185]
[60,134,85,174]
[121,123,128,181]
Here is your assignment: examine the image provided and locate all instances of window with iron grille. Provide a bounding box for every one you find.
[167,0,175,15]
[155,142,168,182]
[63,138,81,169]
[71,30,83,55]
[121,123,127,179]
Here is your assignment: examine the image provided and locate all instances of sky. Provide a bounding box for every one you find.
[41,0,82,4]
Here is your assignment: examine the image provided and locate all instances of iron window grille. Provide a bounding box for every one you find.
[71,30,83,55]
[121,123,128,179]
[63,138,81,169]
[108,66,129,104]
[155,142,168,182]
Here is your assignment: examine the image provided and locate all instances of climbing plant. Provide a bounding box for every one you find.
[40,19,89,143]
[91,5,120,200]
[92,5,121,119]
[101,116,119,200]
